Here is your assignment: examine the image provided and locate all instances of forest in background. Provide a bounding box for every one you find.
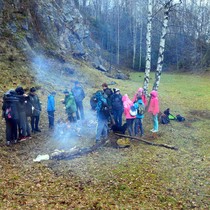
[76,0,210,71]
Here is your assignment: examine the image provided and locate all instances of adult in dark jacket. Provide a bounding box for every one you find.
[15,86,29,140]
[102,83,113,108]
[47,91,56,129]
[25,96,32,139]
[29,87,42,132]
[95,91,109,143]
[71,81,85,120]
[2,90,19,145]
[110,88,124,127]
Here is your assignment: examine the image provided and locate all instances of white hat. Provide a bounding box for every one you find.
[115,88,120,92]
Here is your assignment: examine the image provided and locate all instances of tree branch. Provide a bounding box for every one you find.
[114,133,178,150]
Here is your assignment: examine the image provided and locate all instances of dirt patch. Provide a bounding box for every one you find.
[189,110,210,119]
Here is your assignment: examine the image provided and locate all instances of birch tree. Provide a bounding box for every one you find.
[153,0,182,90]
[132,0,137,69]
[143,0,153,95]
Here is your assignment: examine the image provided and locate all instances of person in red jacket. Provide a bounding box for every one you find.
[148,90,160,132]
[122,94,136,136]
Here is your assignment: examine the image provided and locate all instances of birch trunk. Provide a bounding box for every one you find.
[132,2,137,69]
[143,0,153,95]
[138,21,143,71]
[116,1,120,65]
[153,0,172,91]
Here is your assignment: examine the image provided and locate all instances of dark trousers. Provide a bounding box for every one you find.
[134,118,144,136]
[5,119,18,142]
[31,115,40,131]
[17,111,27,137]
[112,109,123,127]
[48,111,55,128]
[75,101,84,120]
[67,113,77,122]
[126,118,135,136]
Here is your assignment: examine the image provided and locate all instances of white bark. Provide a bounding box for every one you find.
[132,1,137,69]
[153,0,176,90]
[143,0,153,95]
[116,0,120,65]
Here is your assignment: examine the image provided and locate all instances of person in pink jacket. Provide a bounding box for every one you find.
[122,94,136,136]
[132,87,148,106]
[148,90,160,132]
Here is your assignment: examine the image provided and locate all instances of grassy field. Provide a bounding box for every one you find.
[0,65,209,209]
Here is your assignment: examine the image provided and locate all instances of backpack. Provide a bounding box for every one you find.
[101,101,110,117]
[90,91,102,110]
[2,90,19,119]
[160,114,170,124]
[129,105,137,116]
[138,103,145,115]
[176,114,185,122]
[5,107,13,119]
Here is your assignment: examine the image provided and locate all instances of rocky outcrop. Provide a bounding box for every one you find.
[0,0,103,67]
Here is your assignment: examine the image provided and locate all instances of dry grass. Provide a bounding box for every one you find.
[0,56,209,209]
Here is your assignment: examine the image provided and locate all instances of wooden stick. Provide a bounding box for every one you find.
[115,133,178,150]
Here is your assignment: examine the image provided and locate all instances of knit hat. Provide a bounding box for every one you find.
[115,88,120,92]
[15,86,24,95]
[63,89,69,94]
[30,87,36,92]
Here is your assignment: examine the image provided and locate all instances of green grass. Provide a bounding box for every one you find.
[0,58,209,209]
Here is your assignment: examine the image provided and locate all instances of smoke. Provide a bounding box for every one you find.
[29,53,98,152]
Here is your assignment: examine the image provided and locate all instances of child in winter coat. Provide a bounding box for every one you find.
[122,94,136,136]
[148,90,160,132]
[132,87,147,106]
[63,90,77,122]
[133,96,145,136]
[47,91,56,129]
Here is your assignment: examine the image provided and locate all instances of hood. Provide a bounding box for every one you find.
[150,90,158,98]
[137,88,143,93]
[122,94,129,102]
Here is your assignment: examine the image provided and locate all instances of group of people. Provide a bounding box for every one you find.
[2,80,160,146]
[94,83,160,143]
[2,86,42,146]
[1,81,86,146]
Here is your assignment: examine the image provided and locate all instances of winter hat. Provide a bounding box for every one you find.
[63,89,69,94]
[15,86,24,95]
[30,87,36,92]
[115,88,120,92]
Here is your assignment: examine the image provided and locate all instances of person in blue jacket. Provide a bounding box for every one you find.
[47,91,56,129]
[134,95,145,137]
